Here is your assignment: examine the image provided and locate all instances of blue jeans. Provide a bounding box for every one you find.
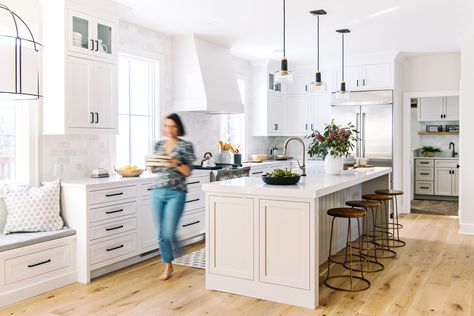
[152,188,186,263]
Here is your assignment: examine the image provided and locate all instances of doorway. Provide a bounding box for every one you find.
[402,91,460,217]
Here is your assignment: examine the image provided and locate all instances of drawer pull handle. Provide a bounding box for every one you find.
[105,192,124,197]
[252,171,263,175]
[28,259,52,268]
[187,181,200,185]
[106,225,124,231]
[420,186,430,189]
[186,198,200,204]
[420,162,429,164]
[106,209,123,214]
[420,173,429,175]
[106,245,124,252]
[147,188,153,191]
[183,220,200,227]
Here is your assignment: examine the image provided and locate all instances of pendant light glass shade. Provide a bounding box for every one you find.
[310,10,327,91]
[335,29,350,100]
[0,4,42,100]
[275,0,293,84]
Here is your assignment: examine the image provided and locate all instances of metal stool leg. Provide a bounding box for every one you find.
[372,201,397,259]
[387,195,406,248]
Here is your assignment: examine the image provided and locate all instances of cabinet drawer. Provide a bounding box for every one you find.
[186,177,208,191]
[177,212,205,240]
[141,182,158,197]
[415,159,433,167]
[89,185,137,205]
[435,160,458,169]
[90,233,137,265]
[415,181,434,195]
[89,201,137,223]
[5,245,71,285]
[90,217,137,241]
[416,168,434,181]
[184,190,205,214]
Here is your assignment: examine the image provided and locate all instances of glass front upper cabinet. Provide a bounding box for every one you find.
[96,19,114,57]
[69,10,94,53]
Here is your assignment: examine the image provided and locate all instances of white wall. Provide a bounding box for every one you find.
[459,36,474,234]
[403,53,461,92]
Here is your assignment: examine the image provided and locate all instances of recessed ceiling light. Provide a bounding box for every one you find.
[369,6,400,18]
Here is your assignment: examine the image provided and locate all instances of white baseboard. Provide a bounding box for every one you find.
[459,222,474,235]
[0,271,76,308]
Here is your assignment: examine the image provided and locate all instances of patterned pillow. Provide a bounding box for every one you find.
[3,180,64,234]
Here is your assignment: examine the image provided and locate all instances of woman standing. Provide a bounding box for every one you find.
[147,113,196,280]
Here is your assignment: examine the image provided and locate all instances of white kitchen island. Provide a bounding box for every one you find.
[202,167,392,309]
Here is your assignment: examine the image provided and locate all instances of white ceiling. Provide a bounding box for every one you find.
[115,0,465,63]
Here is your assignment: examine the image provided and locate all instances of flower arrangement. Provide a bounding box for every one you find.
[305,120,359,158]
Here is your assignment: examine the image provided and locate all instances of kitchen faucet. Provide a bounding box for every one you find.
[283,137,306,176]
[449,142,457,157]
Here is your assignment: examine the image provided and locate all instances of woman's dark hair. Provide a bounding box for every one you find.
[166,113,186,136]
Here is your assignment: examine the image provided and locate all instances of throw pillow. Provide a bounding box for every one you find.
[3,180,64,234]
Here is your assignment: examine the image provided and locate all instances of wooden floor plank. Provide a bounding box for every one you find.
[1,214,473,316]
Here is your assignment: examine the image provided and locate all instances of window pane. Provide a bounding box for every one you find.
[130,116,150,168]
[116,115,130,168]
[119,56,130,114]
[0,105,16,183]
[130,59,151,116]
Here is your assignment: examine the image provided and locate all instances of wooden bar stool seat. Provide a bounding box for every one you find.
[324,208,371,292]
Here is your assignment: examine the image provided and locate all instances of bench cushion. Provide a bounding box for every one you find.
[0,227,76,252]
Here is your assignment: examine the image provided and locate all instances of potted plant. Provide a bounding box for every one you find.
[420,146,442,157]
[305,120,359,175]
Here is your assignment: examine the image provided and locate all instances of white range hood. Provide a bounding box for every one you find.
[172,34,243,114]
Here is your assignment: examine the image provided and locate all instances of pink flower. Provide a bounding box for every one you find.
[344,130,351,137]
[315,134,325,142]
[329,132,336,140]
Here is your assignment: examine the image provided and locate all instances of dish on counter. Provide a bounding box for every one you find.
[251,154,268,161]
[115,166,144,177]
[261,168,301,185]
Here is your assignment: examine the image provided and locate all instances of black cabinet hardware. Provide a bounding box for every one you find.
[106,245,124,252]
[147,187,153,191]
[457,164,460,169]
[274,123,278,131]
[90,112,94,123]
[105,209,123,214]
[420,173,429,175]
[106,225,124,231]
[311,123,314,130]
[363,79,366,86]
[252,171,263,175]
[90,39,94,50]
[95,40,99,51]
[186,199,200,204]
[94,112,99,124]
[105,192,123,197]
[182,220,200,227]
[28,259,52,268]
[305,124,308,130]
[187,181,200,185]
[420,162,429,164]
[420,186,430,189]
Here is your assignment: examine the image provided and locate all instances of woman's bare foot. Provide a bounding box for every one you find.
[159,263,174,281]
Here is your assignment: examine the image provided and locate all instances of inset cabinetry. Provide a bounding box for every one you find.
[415,158,458,197]
[40,0,123,134]
[417,96,459,121]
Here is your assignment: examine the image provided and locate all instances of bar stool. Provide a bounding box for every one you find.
[345,200,384,273]
[362,194,397,259]
[324,207,371,292]
[375,189,406,248]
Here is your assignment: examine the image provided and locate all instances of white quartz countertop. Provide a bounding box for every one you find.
[414,157,458,160]
[241,160,294,168]
[60,169,211,187]
[203,167,392,199]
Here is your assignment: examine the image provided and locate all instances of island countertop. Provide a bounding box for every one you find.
[202,167,392,198]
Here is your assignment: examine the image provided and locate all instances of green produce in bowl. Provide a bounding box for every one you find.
[265,168,298,177]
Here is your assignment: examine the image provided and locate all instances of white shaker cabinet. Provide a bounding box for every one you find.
[434,168,453,196]
[40,0,122,135]
[267,92,286,135]
[286,95,310,135]
[418,96,459,122]
[333,63,393,92]
[286,72,312,95]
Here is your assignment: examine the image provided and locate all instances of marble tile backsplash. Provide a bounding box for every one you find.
[41,135,115,181]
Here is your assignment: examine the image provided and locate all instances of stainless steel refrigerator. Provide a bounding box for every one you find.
[330,90,393,167]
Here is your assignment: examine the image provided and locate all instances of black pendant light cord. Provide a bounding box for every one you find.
[283,0,286,58]
[341,33,345,82]
[317,15,320,71]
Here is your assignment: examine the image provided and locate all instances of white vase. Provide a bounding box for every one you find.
[324,155,344,175]
[219,150,233,164]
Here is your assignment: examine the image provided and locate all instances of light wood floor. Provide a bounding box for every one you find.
[2,213,474,316]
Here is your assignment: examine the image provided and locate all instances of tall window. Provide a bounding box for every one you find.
[219,78,246,157]
[116,55,159,168]
[0,102,36,186]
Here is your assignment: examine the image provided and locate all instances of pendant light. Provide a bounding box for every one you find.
[0,4,42,100]
[275,0,293,84]
[335,29,350,100]
[310,10,327,90]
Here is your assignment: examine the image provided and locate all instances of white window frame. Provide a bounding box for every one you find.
[116,53,160,167]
